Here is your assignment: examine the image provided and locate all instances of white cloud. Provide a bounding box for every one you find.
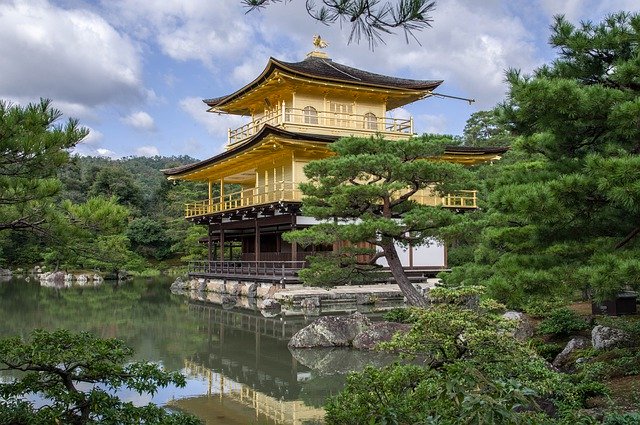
[122,111,156,131]
[72,126,106,156]
[415,114,448,135]
[176,138,204,158]
[82,128,104,146]
[179,97,245,150]
[96,148,117,157]
[0,0,144,108]
[135,145,160,156]
[379,0,539,109]
[105,0,255,69]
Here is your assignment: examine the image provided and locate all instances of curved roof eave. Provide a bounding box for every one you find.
[162,125,338,178]
[203,57,443,110]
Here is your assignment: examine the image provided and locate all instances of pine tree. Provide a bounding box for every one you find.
[285,134,471,306]
[446,12,640,306]
[0,99,87,232]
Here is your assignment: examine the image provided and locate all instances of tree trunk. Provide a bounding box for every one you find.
[380,238,427,307]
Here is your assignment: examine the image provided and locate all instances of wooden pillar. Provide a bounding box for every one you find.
[208,180,213,212]
[220,178,225,210]
[208,225,212,262]
[291,216,297,262]
[219,227,225,262]
[254,219,261,262]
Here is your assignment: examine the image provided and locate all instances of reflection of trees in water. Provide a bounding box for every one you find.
[0,279,382,416]
[0,277,203,371]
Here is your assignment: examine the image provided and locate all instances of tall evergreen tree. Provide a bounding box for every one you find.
[446,12,640,306]
[0,99,87,232]
[285,134,471,307]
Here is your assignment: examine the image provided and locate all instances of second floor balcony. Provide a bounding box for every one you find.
[184,182,477,218]
[228,107,413,147]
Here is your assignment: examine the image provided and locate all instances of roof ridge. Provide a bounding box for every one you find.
[320,58,362,81]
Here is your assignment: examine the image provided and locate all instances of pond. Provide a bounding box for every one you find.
[0,277,381,424]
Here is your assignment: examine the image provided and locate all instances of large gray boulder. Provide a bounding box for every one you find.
[552,337,591,369]
[288,312,371,348]
[502,311,534,341]
[352,322,411,350]
[592,325,632,349]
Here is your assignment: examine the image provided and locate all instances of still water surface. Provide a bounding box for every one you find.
[0,277,374,424]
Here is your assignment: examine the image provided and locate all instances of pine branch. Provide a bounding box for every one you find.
[242,0,436,47]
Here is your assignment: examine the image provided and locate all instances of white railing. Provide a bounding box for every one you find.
[228,107,413,146]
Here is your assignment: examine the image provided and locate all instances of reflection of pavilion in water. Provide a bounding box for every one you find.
[178,359,324,425]
[180,302,344,423]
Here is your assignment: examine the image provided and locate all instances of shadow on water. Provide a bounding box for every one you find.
[0,277,390,424]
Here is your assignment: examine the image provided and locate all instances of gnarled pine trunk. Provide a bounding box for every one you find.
[380,238,427,307]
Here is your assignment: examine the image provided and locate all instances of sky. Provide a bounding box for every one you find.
[1,0,636,160]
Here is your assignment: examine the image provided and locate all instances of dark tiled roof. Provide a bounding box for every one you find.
[204,56,442,108]
[162,125,337,177]
[275,56,441,90]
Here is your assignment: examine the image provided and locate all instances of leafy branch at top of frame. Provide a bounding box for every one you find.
[242,0,436,47]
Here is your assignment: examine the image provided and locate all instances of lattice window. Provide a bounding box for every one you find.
[364,112,378,130]
[303,106,318,124]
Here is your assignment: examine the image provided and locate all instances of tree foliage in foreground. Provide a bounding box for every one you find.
[0,99,87,232]
[285,134,471,306]
[445,12,640,307]
[0,329,200,425]
[326,293,605,424]
[243,0,436,47]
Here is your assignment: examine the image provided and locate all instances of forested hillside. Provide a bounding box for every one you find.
[0,154,209,274]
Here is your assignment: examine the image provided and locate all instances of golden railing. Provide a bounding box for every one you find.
[185,182,477,218]
[185,181,302,218]
[228,107,413,146]
[411,189,478,209]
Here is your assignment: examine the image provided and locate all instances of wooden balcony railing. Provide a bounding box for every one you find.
[185,182,477,218]
[228,107,413,146]
[185,181,302,218]
[189,260,306,279]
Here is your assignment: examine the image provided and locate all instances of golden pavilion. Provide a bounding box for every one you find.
[163,48,506,284]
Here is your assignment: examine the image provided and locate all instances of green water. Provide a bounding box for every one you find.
[0,277,354,424]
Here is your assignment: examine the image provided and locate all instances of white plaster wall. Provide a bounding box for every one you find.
[376,240,445,268]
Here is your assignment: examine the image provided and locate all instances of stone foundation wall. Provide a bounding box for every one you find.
[174,277,279,300]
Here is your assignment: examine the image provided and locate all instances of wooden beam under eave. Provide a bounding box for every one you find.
[166,139,334,182]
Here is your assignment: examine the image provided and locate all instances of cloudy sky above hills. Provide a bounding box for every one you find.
[0,0,635,158]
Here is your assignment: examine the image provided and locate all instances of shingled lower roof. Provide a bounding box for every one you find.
[163,126,508,178]
[204,55,442,108]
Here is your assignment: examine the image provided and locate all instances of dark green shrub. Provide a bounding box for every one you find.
[537,308,589,337]
[603,412,640,425]
[530,340,565,362]
[382,307,415,324]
